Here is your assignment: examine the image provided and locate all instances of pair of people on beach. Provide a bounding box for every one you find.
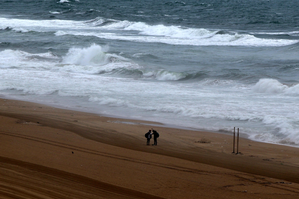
[145,128,159,146]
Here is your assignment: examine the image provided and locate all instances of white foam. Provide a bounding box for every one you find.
[0,44,140,76]
[253,79,287,93]
[1,16,297,47]
[89,19,298,46]
[59,0,69,3]
[249,113,299,145]
[62,44,109,66]
[0,49,58,70]
[253,79,299,95]
[49,11,61,15]
[124,22,214,38]
[57,29,298,47]
[95,96,128,107]
[60,44,141,74]
[0,17,88,32]
[251,30,299,36]
[154,70,186,81]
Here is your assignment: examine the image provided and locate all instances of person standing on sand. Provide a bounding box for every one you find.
[151,128,159,146]
[145,129,152,145]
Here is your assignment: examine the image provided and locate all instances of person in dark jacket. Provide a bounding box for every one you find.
[145,129,152,145]
[151,128,159,146]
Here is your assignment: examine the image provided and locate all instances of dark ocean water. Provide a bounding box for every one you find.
[0,0,299,146]
[2,0,299,30]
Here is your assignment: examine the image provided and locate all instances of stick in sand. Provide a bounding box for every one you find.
[232,127,235,154]
[236,128,240,154]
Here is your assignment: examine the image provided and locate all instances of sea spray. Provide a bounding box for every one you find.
[62,44,109,66]
[253,79,299,95]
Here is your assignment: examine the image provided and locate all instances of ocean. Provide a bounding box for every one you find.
[0,0,299,146]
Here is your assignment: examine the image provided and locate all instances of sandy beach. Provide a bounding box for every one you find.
[0,98,299,199]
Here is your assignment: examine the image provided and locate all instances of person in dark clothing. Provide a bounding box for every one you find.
[145,129,152,145]
[151,128,159,146]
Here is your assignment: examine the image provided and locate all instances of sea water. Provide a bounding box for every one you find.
[0,0,299,146]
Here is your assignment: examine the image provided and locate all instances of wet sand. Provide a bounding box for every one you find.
[0,98,299,198]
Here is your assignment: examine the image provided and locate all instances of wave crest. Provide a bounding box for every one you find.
[84,17,299,47]
[62,44,109,66]
[1,16,297,47]
[155,70,187,81]
[253,79,299,95]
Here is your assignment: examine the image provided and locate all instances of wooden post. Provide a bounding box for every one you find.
[232,127,235,153]
[236,128,240,154]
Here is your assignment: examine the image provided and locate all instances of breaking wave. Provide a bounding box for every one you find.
[83,17,299,47]
[253,79,299,95]
[1,16,297,47]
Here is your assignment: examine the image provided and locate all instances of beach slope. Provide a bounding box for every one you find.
[1,98,299,199]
